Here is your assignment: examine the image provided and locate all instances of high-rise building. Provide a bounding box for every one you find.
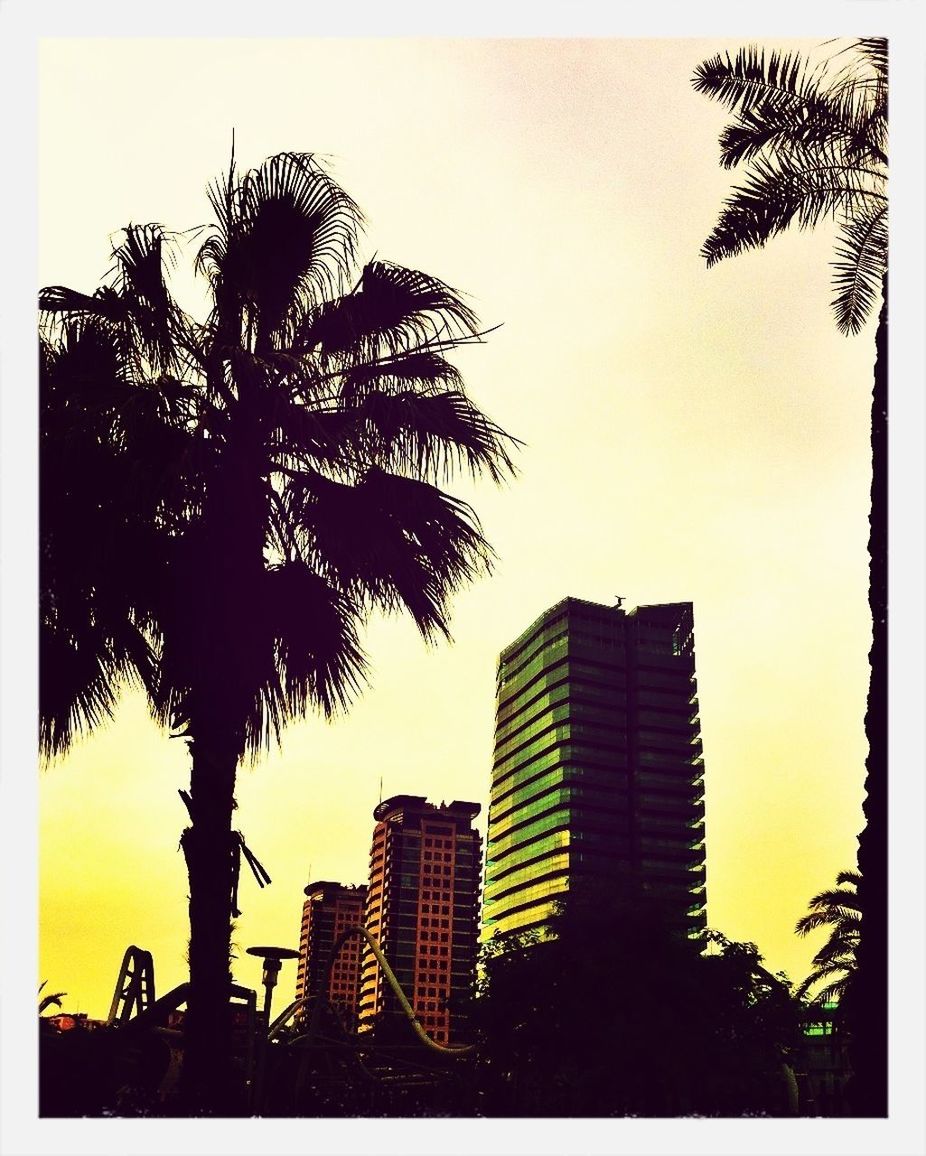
[359,795,482,1045]
[482,597,706,942]
[295,880,367,1028]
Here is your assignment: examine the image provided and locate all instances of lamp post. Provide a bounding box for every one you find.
[246,945,300,1113]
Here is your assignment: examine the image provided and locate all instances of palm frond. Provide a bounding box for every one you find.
[692,47,824,116]
[799,882,862,913]
[262,561,369,720]
[39,284,125,322]
[291,467,493,641]
[811,934,859,970]
[107,224,188,374]
[797,967,854,1004]
[831,207,888,334]
[300,260,481,362]
[697,38,888,336]
[340,351,464,402]
[348,389,519,483]
[717,97,881,171]
[701,152,884,267]
[39,618,152,757]
[39,988,67,1014]
[213,152,364,345]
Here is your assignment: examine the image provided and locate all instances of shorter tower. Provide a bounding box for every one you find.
[295,880,367,1029]
[359,795,482,1045]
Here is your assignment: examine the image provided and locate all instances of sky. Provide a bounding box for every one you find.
[3,5,925,1154]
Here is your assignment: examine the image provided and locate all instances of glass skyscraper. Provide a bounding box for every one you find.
[482,597,707,942]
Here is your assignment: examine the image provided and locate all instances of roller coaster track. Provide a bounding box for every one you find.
[272,925,474,1057]
[102,927,470,1108]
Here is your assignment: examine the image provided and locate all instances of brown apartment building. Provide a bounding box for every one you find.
[295,880,367,1029]
[358,795,482,1046]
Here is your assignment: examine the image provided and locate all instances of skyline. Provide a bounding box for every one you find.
[0,6,920,1146]
[35,36,874,1016]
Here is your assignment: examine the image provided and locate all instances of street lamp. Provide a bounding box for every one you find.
[246,945,300,1113]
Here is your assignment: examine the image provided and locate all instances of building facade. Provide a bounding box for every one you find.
[295,880,367,1028]
[482,597,706,942]
[358,795,482,1045]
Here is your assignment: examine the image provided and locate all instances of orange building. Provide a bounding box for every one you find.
[359,795,482,1046]
[295,880,367,1029]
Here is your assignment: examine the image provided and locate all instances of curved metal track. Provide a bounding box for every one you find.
[274,924,473,1056]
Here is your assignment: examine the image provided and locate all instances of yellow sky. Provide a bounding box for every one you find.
[30,34,883,1025]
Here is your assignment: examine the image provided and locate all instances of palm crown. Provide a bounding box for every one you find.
[794,869,861,1005]
[40,151,517,763]
[692,38,887,334]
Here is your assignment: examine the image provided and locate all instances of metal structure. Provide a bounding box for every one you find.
[107,945,156,1025]
[100,929,472,1112]
[273,925,474,1056]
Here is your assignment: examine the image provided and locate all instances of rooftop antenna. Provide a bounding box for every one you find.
[378,774,383,805]
[614,595,625,608]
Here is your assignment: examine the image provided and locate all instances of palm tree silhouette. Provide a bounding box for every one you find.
[40,150,517,1111]
[39,981,67,1015]
[693,39,887,1114]
[795,870,861,1005]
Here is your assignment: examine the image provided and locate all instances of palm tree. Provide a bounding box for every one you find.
[795,870,861,1006]
[40,150,517,1111]
[693,38,887,1114]
[38,981,67,1016]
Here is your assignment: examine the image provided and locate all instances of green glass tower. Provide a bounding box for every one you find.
[482,597,706,942]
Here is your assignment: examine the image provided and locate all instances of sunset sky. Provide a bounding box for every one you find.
[3,6,924,1153]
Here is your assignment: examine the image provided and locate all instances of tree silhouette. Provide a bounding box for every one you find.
[693,38,887,1114]
[40,150,517,1112]
[475,895,802,1116]
[795,870,861,1005]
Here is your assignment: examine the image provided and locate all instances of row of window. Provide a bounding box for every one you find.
[416,988,447,1004]
[495,715,628,770]
[484,851,570,905]
[490,781,630,842]
[486,806,573,860]
[498,656,626,711]
[482,897,560,939]
[484,827,570,872]
[496,675,624,732]
[493,736,631,793]
[416,971,447,985]
[490,761,639,825]
[497,617,569,678]
[482,873,570,918]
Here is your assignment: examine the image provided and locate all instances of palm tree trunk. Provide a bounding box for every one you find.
[851,277,888,1115]
[179,741,239,1114]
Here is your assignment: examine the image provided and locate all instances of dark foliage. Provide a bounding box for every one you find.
[474,894,802,1117]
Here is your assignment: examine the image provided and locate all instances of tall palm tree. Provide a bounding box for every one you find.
[693,38,887,1114]
[40,150,517,1111]
[795,870,861,1005]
